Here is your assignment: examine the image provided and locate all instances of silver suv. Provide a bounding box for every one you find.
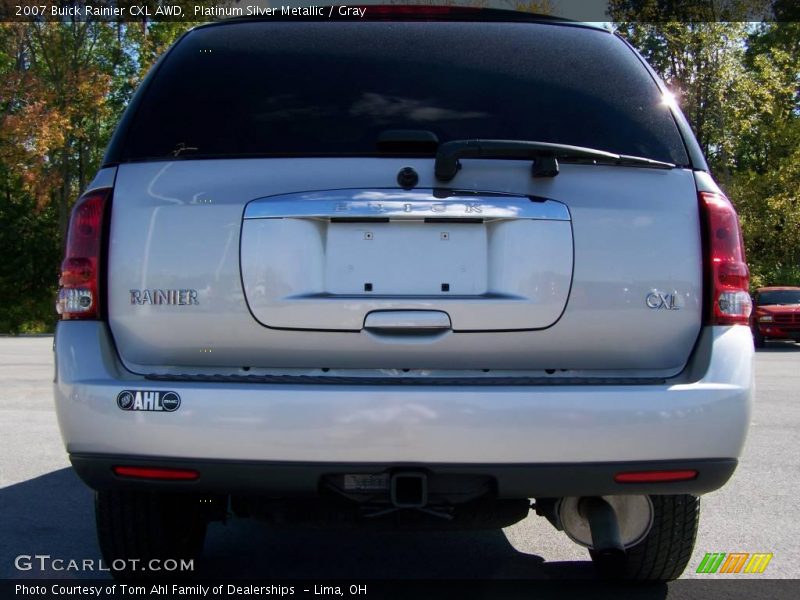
[54,10,753,581]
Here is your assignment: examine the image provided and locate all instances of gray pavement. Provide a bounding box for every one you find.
[1,336,798,580]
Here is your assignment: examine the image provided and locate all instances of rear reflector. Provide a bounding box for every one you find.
[615,470,698,483]
[699,191,751,325]
[57,188,111,320]
[113,466,199,481]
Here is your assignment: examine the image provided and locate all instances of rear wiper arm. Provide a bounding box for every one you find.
[434,139,675,181]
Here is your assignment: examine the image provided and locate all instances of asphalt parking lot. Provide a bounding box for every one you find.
[1,336,798,582]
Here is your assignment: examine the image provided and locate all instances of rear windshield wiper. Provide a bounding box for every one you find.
[434,139,675,181]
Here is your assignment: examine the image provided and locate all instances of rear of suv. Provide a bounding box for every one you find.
[54,10,754,581]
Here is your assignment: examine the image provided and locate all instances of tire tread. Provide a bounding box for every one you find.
[591,494,700,581]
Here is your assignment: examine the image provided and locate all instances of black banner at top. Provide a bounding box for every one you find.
[0,0,795,23]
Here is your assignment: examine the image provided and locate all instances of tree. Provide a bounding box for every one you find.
[0,18,193,332]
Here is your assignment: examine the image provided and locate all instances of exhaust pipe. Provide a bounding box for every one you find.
[579,497,625,558]
[557,495,653,553]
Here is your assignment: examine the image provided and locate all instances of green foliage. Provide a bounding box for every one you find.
[0,21,193,333]
[732,135,800,288]
[0,192,61,334]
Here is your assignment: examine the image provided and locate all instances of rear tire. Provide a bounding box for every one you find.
[753,329,765,348]
[96,490,208,580]
[590,494,699,581]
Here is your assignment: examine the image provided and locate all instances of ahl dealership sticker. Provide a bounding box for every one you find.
[117,390,181,412]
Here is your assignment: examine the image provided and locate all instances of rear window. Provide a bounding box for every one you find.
[117,21,689,165]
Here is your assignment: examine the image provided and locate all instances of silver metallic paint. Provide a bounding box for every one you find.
[106,158,703,372]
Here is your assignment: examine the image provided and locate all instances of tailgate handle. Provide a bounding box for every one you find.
[364,311,451,334]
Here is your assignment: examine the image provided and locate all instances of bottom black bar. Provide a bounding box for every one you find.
[3,579,798,600]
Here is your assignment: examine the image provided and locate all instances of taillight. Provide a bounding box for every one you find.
[56,188,110,320]
[700,191,752,325]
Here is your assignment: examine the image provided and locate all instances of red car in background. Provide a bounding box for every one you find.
[751,286,800,347]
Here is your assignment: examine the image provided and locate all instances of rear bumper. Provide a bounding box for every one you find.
[71,454,737,498]
[54,322,753,495]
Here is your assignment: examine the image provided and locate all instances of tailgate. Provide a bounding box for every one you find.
[106,158,702,374]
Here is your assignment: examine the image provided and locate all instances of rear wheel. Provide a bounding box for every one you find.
[590,494,700,581]
[96,490,209,580]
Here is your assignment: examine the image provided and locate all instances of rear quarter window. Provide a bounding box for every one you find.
[116,21,689,165]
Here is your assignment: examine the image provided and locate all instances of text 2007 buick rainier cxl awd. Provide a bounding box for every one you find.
[54,10,753,581]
